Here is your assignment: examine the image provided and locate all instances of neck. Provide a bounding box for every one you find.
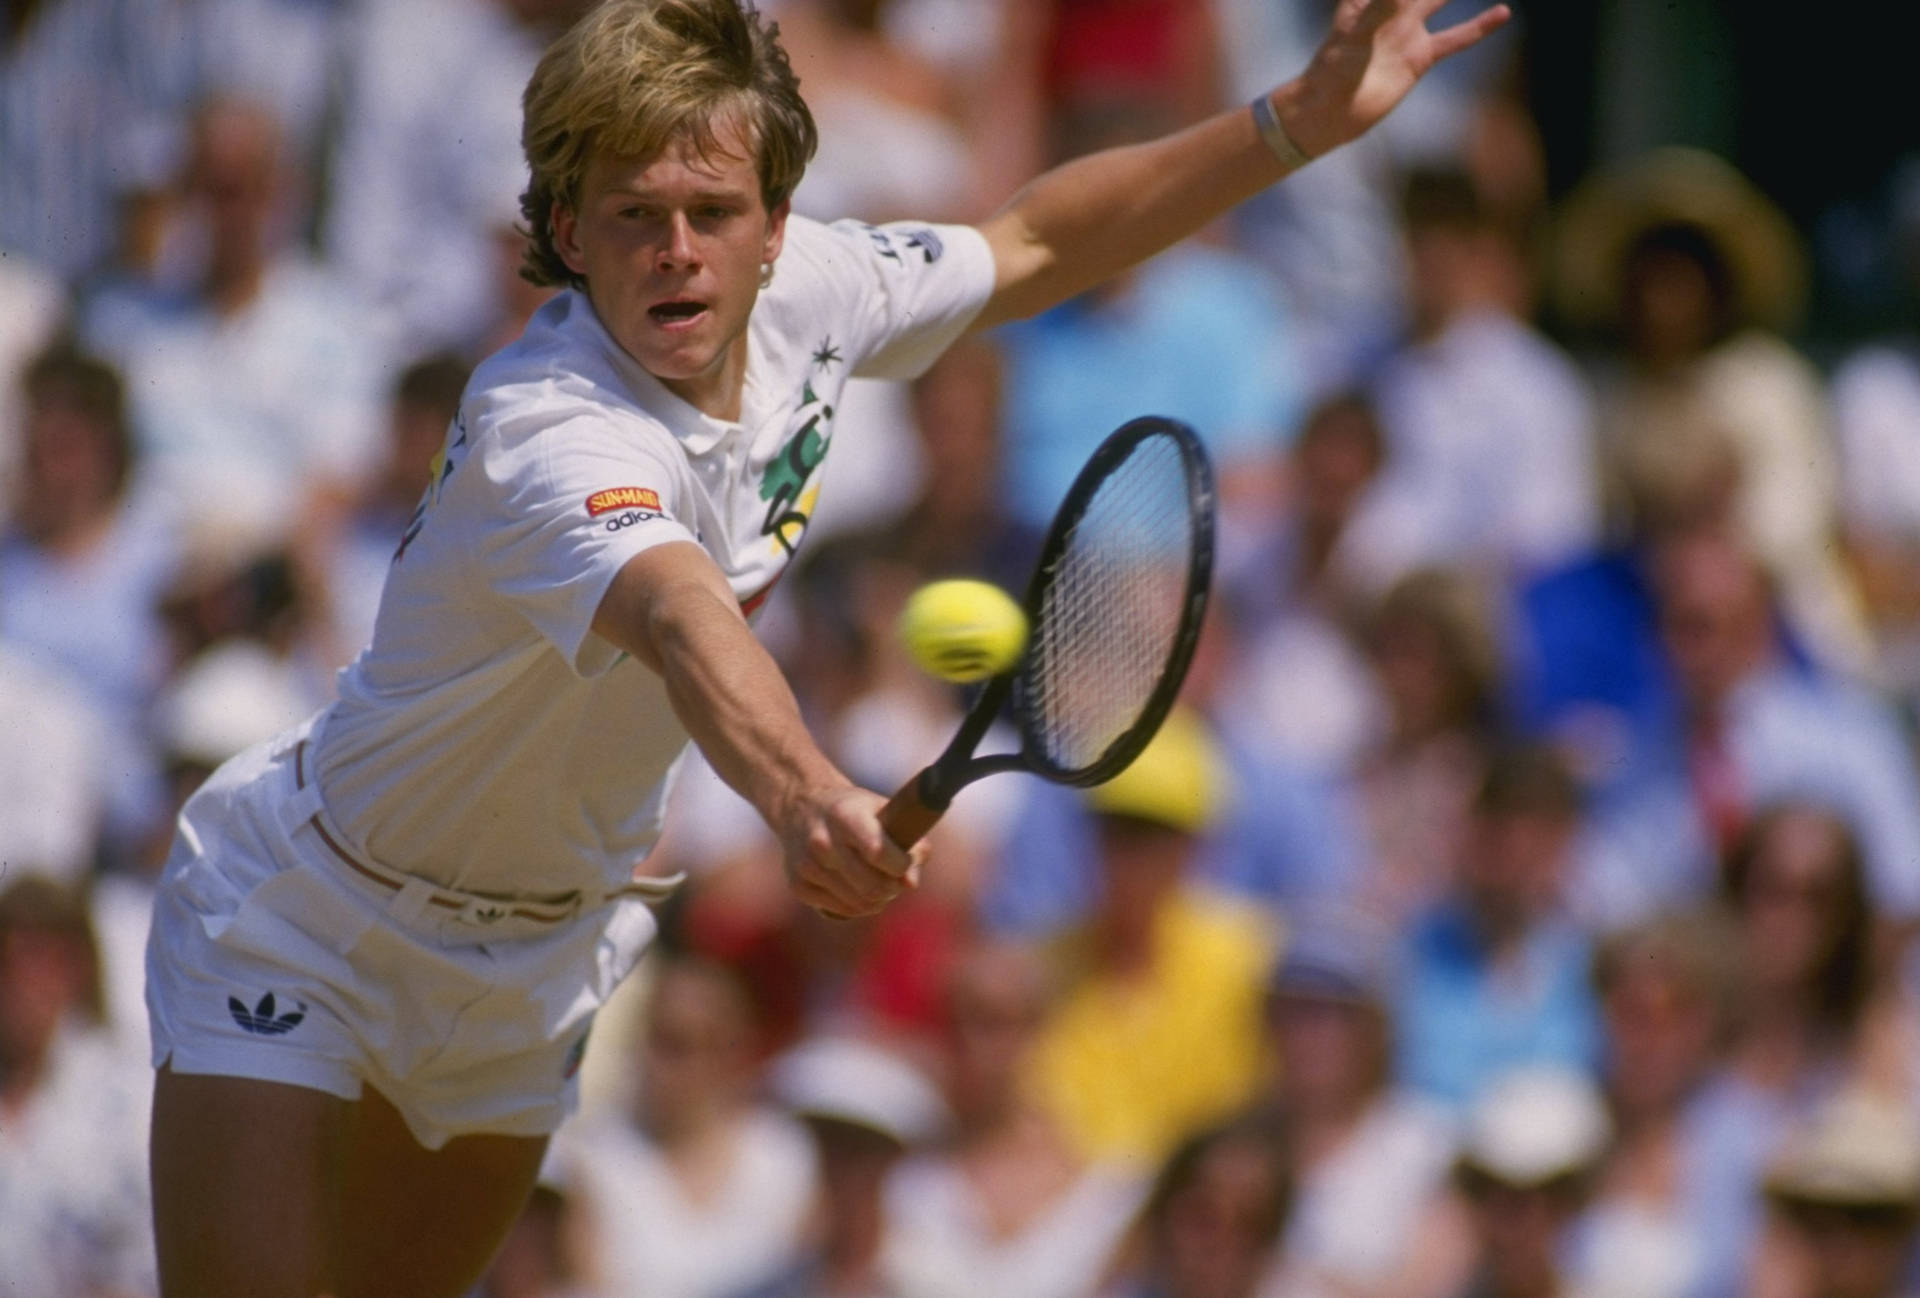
[661,331,751,421]
[205,257,265,315]
[20,503,115,556]
[0,1039,52,1118]
[1097,906,1163,976]
[641,1096,732,1148]
[1291,1098,1367,1167]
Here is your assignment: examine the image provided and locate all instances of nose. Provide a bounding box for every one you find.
[655,212,700,272]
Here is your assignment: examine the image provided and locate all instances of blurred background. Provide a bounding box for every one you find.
[9,1,1920,1296]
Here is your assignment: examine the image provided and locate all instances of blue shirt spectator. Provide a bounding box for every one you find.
[1392,746,1603,1108]
[1394,902,1600,1107]
[994,242,1302,530]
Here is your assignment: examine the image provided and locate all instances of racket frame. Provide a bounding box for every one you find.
[908,415,1215,817]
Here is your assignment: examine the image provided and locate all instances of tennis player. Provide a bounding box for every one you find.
[145,1,1507,1293]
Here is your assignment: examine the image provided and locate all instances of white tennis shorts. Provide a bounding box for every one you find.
[146,725,661,1150]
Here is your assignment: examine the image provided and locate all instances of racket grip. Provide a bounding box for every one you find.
[881,771,946,849]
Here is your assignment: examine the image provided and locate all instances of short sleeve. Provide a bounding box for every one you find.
[810,219,996,382]
[469,416,697,675]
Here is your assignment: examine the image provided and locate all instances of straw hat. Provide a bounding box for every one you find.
[1553,148,1807,333]
[1766,1090,1920,1209]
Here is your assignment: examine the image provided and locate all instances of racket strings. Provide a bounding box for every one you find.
[1024,434,1196,770]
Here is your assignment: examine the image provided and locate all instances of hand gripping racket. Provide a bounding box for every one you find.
[880,416,1215,848]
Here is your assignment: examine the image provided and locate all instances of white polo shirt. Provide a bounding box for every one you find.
[312,215,995,896]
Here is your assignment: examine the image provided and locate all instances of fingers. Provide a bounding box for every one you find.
[1427,3,1511,60]
[788,790,923,919]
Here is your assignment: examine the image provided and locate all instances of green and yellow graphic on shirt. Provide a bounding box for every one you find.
[760,339,840,556]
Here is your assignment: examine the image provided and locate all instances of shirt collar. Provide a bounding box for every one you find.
[561,288,742,457]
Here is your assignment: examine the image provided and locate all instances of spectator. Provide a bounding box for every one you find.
[305,351,473,672]
[1024,709,1279,1165]
[1346,569,1504,927]
[0,0,199,280]
[885,940,1144,1298]
[778,0,986,225]
[1434,1067,1611,1298]
[1098,1112,1294,1298]
[1339,168,1600,591]
[1756,1091,1920,1298]
[79,95,386,540]
[1040,0,1223,130]
[1581,911,1763,1298]
[1395,746,1602,1108]
[322,0,580,354]
[0,248,66,505]
[1577,531,1920,928]
[1256,906,1459,1298]
[0,641,108,886]
[1,346,179,722]
[1509,401,1745,794]
[551,955,817,1298]
[0,875,156,1298]
[741,1035,950,1298]
[1219,391,1388,775]
[1721,805,1884,1108]
[1555,148,1869,676]
[0,346,181,845]
[1831,166,1920,694]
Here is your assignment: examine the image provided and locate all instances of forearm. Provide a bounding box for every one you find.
[972,0,1509,327]
[646,576,846,831]
[973,99,1293,327]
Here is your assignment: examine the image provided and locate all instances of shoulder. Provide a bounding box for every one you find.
[465,295,681,461]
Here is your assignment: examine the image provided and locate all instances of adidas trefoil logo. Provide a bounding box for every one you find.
[229,991,307,1036]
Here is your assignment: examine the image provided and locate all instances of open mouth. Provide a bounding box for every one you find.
[648,299,708,326]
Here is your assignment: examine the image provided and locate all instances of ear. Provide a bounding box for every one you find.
[553,200,587,278]
[762,197,790,267]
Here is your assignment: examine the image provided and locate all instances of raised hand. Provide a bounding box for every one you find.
[1276,0,1512,159]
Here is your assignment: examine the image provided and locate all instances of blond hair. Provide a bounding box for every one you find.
[518,0,816,289]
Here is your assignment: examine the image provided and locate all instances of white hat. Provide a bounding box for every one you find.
[155,641,310,767]
[1459,1067,1611,1186]
[770,1036,949,1147]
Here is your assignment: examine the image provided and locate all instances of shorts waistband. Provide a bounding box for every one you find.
[288,741,682,929]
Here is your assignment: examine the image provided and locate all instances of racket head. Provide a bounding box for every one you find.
[1008,416,1214,787]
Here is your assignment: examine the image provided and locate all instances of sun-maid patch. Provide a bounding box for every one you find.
[586,486,662,518]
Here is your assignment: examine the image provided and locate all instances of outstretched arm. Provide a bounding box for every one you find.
[971,0,1509,329]
[593,541,920,918]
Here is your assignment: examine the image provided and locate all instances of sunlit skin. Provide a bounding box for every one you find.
[552,125,788,421]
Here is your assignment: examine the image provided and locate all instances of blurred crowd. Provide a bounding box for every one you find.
[9,1,1920,1297]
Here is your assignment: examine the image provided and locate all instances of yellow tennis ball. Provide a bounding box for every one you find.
[898,579,1028,683]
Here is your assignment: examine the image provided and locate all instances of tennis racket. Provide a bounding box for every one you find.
[881,415,1215,848]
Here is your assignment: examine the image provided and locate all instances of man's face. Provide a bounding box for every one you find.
[553,125,787,417]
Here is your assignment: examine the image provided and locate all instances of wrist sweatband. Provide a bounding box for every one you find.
[1250,92,1313,170]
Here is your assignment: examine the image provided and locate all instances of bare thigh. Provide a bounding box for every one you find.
[151,1065,345,1298]
[334,1083,548,1298]
[152,1065,549,1298]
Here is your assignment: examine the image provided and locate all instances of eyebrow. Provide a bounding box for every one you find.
[598,182,753,203]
